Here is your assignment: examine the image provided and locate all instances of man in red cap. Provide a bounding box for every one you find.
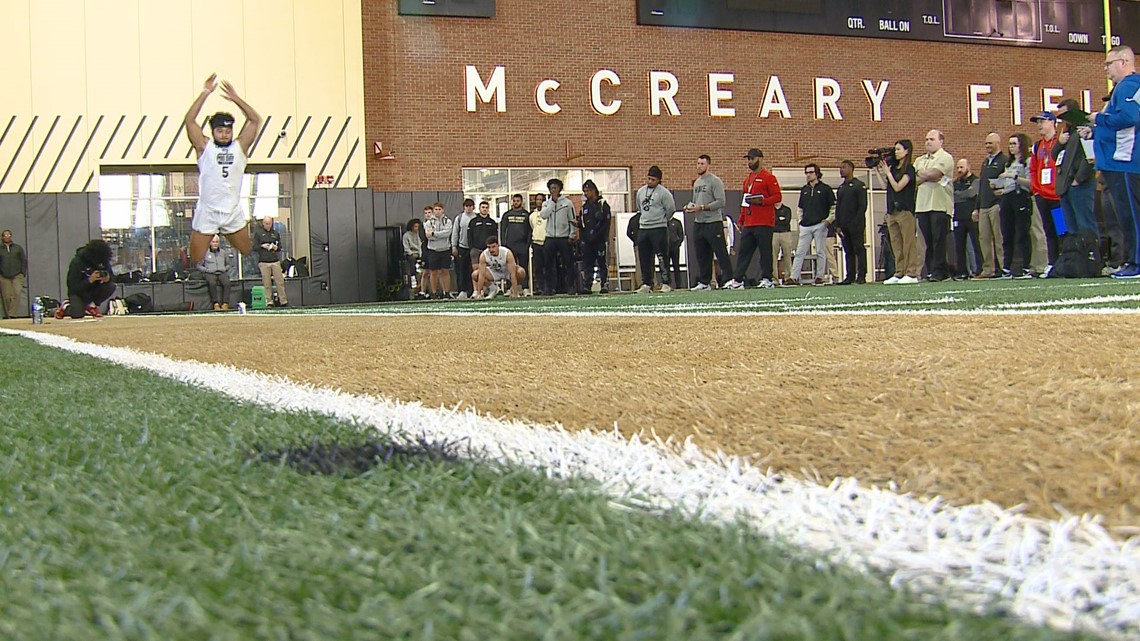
[725,148,781,288]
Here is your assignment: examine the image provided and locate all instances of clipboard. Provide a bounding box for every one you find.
[1057,108,1091,127]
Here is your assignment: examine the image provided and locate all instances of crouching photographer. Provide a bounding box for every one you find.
[57,239,116,319]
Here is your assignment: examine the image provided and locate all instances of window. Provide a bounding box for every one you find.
[462,167,631,218]
[98,168,301,280]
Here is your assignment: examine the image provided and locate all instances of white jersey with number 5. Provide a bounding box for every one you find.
[193,140,248,234]
[197,140,246,213]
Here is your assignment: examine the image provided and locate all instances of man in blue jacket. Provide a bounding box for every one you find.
[1083,45,1140,278]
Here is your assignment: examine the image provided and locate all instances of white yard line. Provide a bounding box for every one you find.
[4,327,1138,637]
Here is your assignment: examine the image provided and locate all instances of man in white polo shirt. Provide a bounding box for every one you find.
[914,129,955,281]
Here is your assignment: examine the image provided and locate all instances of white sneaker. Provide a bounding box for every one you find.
[660,284,673,293]
[522,288,531,297]
[457,291,469,300]
[897,275,919,284]
[883,276,901,285]
[756,278,774,289]
[690,282,711,292]
[637,284,652,294]
[487,282,499,299]
[724,279,745,289]
[1042,264,1053,278]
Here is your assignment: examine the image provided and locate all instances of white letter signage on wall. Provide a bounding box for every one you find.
[759,76,791,119]
[535,79,561,114]
[465,65,506,113]
[968,84,991,124]
[591,70,622,116]
[649,71,681,116]
[708,73,735,117]
[813,77,843,120]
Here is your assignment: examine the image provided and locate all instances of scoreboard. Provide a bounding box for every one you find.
[637,0,1140,52]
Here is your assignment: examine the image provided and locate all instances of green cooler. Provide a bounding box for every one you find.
[250,286,268,309]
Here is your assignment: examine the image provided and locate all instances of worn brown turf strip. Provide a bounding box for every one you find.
[17,313,1140,533]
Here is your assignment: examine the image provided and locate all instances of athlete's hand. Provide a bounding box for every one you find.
[220,81,241,103]
[203,74,218,94]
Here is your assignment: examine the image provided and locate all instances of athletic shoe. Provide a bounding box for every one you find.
[1043,264,1053,278]
[897,275,919,284]
[1111,264,1140,279]
[487,282,500,298]
[883,275,901,285]
[756,278,774,289]
[637,284,652,294]
[221,303,230,310]
[1015,272,1035,280]
[85,304,102,318]
[690,282,711,292]
[723,279,745,289]
[660,284,673,293]
[54,304,67,319]
[457,291,469,300]
[522,288,531,297]
[598,287,609,294]
[213,303,222,311]
[813,277,825,286]
[1001,270,1013,279]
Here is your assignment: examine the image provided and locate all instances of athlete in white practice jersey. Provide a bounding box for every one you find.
[472,237,526,299]
[184,73,262,265]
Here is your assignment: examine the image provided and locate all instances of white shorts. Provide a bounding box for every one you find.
[192,205,248,236]
[488,269,510,282]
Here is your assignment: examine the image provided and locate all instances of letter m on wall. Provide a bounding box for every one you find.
[466,65,506,112]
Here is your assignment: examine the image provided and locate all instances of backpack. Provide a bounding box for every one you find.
[1048,231,1103,278]
[123,292,153,314]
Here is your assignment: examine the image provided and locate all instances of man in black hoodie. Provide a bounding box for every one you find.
[56,239,116,319]
[578,180,612,293]
[499,194,531,287]
[834,160,868,284]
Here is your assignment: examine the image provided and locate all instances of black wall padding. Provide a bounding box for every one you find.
[24,194,61,301]
[438,192,463,219]
[410,192,438,225]
[354,188,377,302]
[326,189,359,305]
[86,192,100,240]
[382,192,411,229]
[57,193,91,298]
[307,189,330,297]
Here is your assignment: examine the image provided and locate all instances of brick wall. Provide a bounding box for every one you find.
[362,1,1105,192]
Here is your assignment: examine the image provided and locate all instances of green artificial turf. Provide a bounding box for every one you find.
[0,335,1103,640]
[278,277,1140,316]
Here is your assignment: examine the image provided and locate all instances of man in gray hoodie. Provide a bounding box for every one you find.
[635,166,676,292]
[540,178,579,294]
[451,199,477,298]
[685,155,731,291]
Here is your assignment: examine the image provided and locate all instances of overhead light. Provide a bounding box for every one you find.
[651,9,664,15]
[423,0,436,4]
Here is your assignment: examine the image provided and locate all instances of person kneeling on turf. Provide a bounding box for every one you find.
[472,236,525,299]
[56,239,115,319]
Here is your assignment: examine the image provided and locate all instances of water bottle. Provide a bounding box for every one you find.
[31,297,44,324]
[237,302,247,315]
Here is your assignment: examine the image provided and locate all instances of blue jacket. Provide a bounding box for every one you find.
[1094,72,1140,173]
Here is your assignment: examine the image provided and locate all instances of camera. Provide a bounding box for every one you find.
[864,147,897,169]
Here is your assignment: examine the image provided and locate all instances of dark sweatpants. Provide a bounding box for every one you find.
[838,222,867,283]
[733,225,774,282]
[1000,191,1033,275]
[1035,195,1062,264]
[917,210,951,279]
[636,227,668,287]
[455,247,473,295]
[692,221,733,286]
[952,217,982,278]
[579,242,607,289]
[67,282,116,318]
[544,237,577,294]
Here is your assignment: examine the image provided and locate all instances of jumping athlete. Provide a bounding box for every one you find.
[184,73,262,265]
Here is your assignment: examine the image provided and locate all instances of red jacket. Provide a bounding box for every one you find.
[739,170,781,227]
[1029,136,1059,201]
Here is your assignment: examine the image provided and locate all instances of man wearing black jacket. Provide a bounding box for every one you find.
[467,200,498,258]
[252,217,288,306]
[499,194,531,285]
[56,239,116,319]
[791,164,835,285]
[952,158,983,279]
[834,160,868,284]
[578,180,611,293]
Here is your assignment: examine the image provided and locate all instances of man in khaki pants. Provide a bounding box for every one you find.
[0,230,28,318]
[252,217,288,307]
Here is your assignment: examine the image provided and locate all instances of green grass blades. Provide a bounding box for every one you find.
[0,335,1100,641]
[283,277,1140,316]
